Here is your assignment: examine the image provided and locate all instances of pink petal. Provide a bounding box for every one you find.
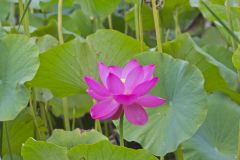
[86,89,107,101]
[125,66,144,91]
[84,76,110,96]
[109,66,123,78]
[143,64,155,81]
[132,77,158,96]
[114,94,137,105]
[122,59,140,79]
[137,95,166,107]
[124,103,148,125]
[106,73,125,94]
[90,98,120,120]
[112,106,123,120]
[98,62,109,86]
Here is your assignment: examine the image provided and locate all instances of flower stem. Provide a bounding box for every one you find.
[175,145,184,160]
[108,15,113,29]
[119,114,124,146]
[63,97,70,131]
[160,156,164,160]
[57,0,64,44]
[95,120,103,133]
[134,4,140,41]
[0,122,3,158]
[151,0,162,52]
[104,121,109,137]
[5,122,13,160]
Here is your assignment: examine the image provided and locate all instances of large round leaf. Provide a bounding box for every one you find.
[68,140,158,160]
[122,52,207,156]
[163,33,240,103]
[2,109,38,156]
[183,93,240,160]
[21,138,68,160]
[32,29,146,97]
[47,129,107,148]
[75,0,121,18]
[0,35,39,121]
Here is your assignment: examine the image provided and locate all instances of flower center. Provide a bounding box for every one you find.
[120,78,126,83]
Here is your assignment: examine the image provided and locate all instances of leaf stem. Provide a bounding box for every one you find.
[201,1,240,44]
[174,8,181,37]
[0,122,3,158]
[108,15,113,29]
[138,3,144,51]
[119,114,124,146]
[237,121,240,160]
[29,91,41,139]
[63,97,70,131]
[151,0,162,52]
[5,122,13,160]
[134,4,140,41]
[18,0,30,35]
[44,102,53,133]
[71,108,76,130]
[57,0,64,44]
[226,0,236,49]
[175,145,184,160]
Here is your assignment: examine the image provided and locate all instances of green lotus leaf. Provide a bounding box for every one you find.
[75,0,121,18]
[0,35,39,121]
[47,129,107,148]
[183,93,240,160]
[122,52,207,156]
[32,29,146,97]
[68,140,158,160]
[163,33,240,103]
[21,138,68,160]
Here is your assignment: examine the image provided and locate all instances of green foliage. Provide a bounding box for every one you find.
[0,35,39,121]
[183,93,240,160]
[122,52,207,156]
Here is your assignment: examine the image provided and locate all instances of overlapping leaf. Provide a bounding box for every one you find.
[122,52,207,156]
[183,93,240,160]
[0,35,39,121]
[32,29,146,97]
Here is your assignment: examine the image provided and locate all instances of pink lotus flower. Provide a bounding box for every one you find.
[84,59,166,125]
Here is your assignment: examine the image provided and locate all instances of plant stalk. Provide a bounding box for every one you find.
[0,122,3,158]
[175,145,184,160]
[29,91,41,139]
[237,121,240,160]
[134,4,140,41]
[108,15,113,29]
[95,120,103,133]
[18,0,30,35]
[119,114,124,146]
[57,0,64,44]
[63,97,70,131]
[151,0,162,52]
[138,3,144,51]
[174,8,181,37]
[5,122,13,160]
